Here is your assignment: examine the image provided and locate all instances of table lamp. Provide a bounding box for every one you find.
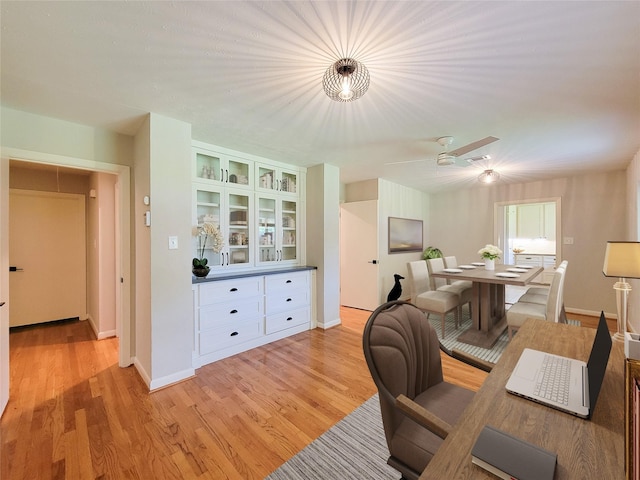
[602,241,640,342]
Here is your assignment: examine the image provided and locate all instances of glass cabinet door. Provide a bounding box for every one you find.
[227,191,251,266]
[281,199,297,262]
[194,187,222,267]
[195,151,222,182]
[194,149,253,189]
[257,196,277,264]
[256,164,298,195]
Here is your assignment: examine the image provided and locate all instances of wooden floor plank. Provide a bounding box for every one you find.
[2,307,596,479]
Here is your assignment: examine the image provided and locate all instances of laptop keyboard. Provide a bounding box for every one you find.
[533,355,570,405]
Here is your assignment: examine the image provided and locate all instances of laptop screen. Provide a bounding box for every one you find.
[586,312,613,413]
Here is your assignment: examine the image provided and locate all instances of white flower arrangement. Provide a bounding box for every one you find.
[193,222,224,268]
[478,244,502,260]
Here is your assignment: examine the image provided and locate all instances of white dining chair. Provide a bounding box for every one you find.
[506,265,566,339]
[406,260,460,338]
[427,258,472,316]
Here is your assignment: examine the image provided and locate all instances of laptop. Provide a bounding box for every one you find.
[505,312,612,418]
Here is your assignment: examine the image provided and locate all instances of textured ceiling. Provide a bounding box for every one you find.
[1,1,639,193]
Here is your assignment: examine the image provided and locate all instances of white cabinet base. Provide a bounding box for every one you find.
[193,269,314,369]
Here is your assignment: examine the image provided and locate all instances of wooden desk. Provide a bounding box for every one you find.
[420,319,625,479]
[432,264,543,348]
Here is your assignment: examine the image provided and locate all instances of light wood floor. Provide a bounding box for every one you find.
[1,307,598,479]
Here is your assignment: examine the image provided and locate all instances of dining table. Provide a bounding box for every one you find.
[430,262,543,348]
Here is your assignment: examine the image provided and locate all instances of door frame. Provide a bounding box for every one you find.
[494,197,562,264]
[1,147,131,368]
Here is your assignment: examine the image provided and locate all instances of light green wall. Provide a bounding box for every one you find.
[1,107,133,166]
[148,113,194,386]
[307,164,340,328]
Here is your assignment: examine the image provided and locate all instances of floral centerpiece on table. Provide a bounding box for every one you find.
[192,222,224,274]
[478,244,502,260]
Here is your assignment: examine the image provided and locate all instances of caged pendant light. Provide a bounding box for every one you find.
[323,58,370,102]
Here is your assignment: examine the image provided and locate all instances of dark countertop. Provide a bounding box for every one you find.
[192,265,317,283]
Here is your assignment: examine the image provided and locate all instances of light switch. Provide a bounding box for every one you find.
[563,237,574,245]
[168,236,178,250]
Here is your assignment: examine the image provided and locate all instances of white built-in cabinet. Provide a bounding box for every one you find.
[516,203,555,239]
[193,269,314,366]
[192,142,304,271]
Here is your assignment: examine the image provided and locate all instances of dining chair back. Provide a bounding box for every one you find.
[506,264,566,339]
[406,261,460,338]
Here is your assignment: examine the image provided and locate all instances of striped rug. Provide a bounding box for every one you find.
[266,394,395,480]
[428,308,581,364]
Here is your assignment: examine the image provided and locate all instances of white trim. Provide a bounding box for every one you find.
[149,368,196,391]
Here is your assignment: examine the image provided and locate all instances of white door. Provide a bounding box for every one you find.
[9,189,86,327]
[340,200,380,311]
[0,158,9,415]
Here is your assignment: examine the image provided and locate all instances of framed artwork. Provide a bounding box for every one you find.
[388,217,423,254]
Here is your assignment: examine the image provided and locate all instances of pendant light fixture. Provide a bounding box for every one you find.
[323,58,370,102]
[478,169,500,184]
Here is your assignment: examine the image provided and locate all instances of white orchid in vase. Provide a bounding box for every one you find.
[478,244,502,260]
[193,222,224,269]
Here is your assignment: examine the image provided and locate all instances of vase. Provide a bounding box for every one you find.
[192,266,210,278]
[484,258,495,270]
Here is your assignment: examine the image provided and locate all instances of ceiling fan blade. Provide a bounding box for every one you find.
[454,154,491,167]
[448,136,499,157]
[384,158,429,166]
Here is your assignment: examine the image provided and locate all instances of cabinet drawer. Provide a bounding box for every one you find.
[199,277,264,306]
[199,297,263,331]
[265,288,310,314]
[266,307,310,334]
[199,319,262,355]
[265,271,309,293]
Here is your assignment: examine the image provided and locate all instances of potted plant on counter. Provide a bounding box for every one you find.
[192,222,224,277]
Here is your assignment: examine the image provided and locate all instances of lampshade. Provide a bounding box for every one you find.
[323,58,370,102]
[602,241,640,278]
[478,169,500,184]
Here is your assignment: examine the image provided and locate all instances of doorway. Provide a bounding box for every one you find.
[495,198,561,284]
[0,147,131,419]
[340,200,380,311]
[9,189,87,327]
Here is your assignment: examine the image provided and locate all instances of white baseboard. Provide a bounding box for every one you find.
[132,357,195,391]
[318,317,341,329]
[565,307,616,319]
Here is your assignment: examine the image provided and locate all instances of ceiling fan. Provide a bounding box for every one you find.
[387,135,499,167]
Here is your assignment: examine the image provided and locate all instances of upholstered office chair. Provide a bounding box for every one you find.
[363,301,492,480]
[406,260,460,338]
[506,264,566,339]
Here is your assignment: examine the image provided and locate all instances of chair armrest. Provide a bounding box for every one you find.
[438,343,494,373]
[396,394,451,440]
[450,348,494,373]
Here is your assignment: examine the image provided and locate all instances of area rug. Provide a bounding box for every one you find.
[266,394,396,480]
[427,309,581,364]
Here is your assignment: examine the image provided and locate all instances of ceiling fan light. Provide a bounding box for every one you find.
[478,169,500,184]
[323,58,370,102]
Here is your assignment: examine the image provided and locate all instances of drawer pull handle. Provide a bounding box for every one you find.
[286,298,292,302]
[286,279,292,283]
[230,309,238,314]
[230,287,238,292]
[230,331,239,337]
[286,317,293,321]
